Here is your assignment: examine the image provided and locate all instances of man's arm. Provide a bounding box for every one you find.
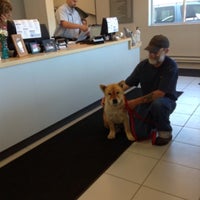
[128,90,165,109]
[60,21,88,32]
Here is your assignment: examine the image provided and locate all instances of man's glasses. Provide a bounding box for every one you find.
[149,48,164,54]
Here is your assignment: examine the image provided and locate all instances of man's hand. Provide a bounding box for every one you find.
[80,24,88,32]
[127,99,139,110]
[0,14,7,24]
[118,80,130,91]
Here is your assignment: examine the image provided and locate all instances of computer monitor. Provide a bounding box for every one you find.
[24,24,49,42]
[23,24,50,53]
[8,21,50,53]
[100,17,119,40]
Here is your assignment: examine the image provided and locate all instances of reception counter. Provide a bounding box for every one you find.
[0,38,141,153]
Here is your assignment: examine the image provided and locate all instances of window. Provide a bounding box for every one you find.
[150,0,200,25]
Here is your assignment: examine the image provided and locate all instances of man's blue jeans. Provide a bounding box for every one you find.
[149,97,176,132]
[133,97,176,140]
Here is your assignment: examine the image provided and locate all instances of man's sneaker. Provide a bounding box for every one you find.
[154,135,172,146]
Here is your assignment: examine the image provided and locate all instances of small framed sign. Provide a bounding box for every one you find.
[11,34,28,57]
[42,39,57,52]
[29,42,41,54]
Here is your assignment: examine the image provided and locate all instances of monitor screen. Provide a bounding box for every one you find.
[9,22,50,53]
[13,19,41,39]
[100,17,119,40]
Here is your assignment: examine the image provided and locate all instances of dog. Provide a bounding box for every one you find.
[100,83,135,141]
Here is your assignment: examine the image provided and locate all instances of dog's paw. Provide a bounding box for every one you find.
[126,133,136,141]
[107,131,116,139]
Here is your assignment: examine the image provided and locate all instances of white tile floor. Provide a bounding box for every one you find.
[78,76,200,200]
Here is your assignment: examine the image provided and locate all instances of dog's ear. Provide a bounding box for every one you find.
[100,84,106,92]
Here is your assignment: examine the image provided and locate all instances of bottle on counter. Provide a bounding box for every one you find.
[0,24,9,59]
[135,26,141,43]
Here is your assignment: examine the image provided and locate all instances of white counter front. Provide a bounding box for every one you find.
[0,39,141,152]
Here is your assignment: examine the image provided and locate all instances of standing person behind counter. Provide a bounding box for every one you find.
[0,0,11,28]
[54,0,88,41]
[0,0,16,56]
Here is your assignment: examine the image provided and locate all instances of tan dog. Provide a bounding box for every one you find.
[100,83,135,141]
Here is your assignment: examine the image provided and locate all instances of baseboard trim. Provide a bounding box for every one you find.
[0,100,102,162]
[179,68,200,77]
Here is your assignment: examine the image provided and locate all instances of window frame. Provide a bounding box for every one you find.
[150,0,200,26]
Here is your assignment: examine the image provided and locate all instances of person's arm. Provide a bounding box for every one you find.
[128,89,165,109]
[60,20,88,32]
[0,14,8,31]
[0,14,7,25]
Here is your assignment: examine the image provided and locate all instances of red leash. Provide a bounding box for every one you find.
[124,97,157,143]
[124,97,138,140]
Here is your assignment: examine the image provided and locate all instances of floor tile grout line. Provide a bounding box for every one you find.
[129,140,175,196]
[141,185,186,200]
[174,140,200,148]
[161,157,200,172]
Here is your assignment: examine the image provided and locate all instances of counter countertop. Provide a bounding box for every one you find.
[0,38,141,69]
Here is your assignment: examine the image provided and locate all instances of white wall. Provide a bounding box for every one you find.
[54,0,95,14]
[10,0,25,19]
[96,0,136,32]
[54,0,97,25]
[96,0,200,68]
[134,0,200,63]
[23,0,56,37]
[53,0,65,8]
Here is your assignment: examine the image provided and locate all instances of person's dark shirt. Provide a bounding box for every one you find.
[125,56,179,101]
[6,20,17,56]
[7,20,16,49]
